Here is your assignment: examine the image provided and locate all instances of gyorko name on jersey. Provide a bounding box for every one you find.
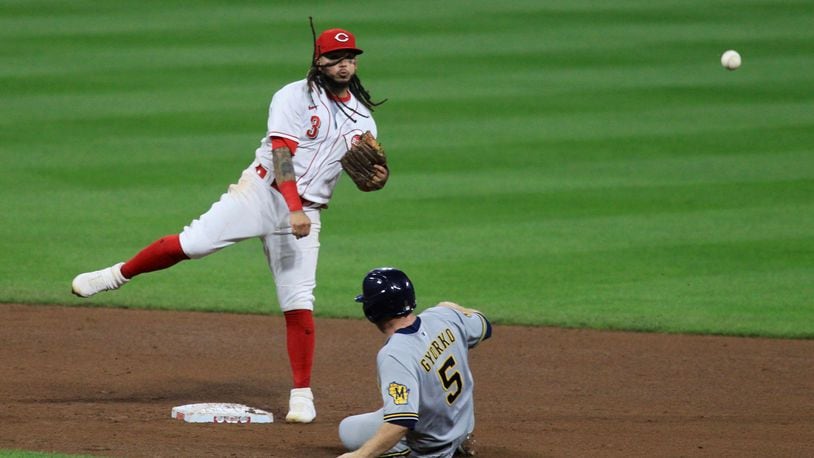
[420,328,456,372]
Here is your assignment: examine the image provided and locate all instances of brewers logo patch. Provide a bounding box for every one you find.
[388,382,409,405]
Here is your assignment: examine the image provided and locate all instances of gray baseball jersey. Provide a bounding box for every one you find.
[378,305,492,456]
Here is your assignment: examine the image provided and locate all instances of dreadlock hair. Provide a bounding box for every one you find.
[306,70,385,112]
[306,18,386,113]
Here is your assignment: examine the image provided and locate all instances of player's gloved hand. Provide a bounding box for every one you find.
[290,210,311,239]
[340,131,388,192]
[368,164,389,190]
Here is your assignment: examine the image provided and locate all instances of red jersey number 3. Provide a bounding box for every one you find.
[306,116,320,139]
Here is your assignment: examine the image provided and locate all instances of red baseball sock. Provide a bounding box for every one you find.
[120,234,189,279]
[284,309,315,389]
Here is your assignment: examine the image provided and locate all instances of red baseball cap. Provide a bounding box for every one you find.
[315,28,363,58]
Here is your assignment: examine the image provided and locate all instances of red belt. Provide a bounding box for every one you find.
[255,164,326,209]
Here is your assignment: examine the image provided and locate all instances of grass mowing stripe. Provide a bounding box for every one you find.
[1,0,811,339]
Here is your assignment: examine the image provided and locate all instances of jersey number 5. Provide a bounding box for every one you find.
[438,356,463,405]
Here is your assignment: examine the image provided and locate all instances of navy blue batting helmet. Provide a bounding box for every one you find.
[355,268,416,323]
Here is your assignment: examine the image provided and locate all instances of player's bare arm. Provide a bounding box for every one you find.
[272,145,310,238]
[272,145,296,182]
[336,422,408,458]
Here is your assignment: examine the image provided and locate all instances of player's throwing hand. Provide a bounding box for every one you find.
[290,210,311,239]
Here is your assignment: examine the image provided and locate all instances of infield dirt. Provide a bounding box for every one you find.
[1,304,812,457]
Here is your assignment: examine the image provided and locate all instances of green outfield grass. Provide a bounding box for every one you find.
[0,452,89,458]
[1,0,812,338]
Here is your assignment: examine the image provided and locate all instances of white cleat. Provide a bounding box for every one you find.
[71,262,129,298]
[285,387,316,423]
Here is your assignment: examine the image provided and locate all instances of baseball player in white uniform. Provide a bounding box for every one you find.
[338,268,492,457]
[71,26,388,423]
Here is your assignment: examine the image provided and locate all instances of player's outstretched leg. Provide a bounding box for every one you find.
[71,234,188,298]
[71,262,129,297]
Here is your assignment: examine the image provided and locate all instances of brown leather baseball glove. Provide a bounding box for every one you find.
[340,131,387,192]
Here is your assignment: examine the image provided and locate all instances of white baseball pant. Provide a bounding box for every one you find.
[178,161,322,312]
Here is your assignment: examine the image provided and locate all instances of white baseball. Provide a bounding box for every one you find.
[721,50,741,70]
